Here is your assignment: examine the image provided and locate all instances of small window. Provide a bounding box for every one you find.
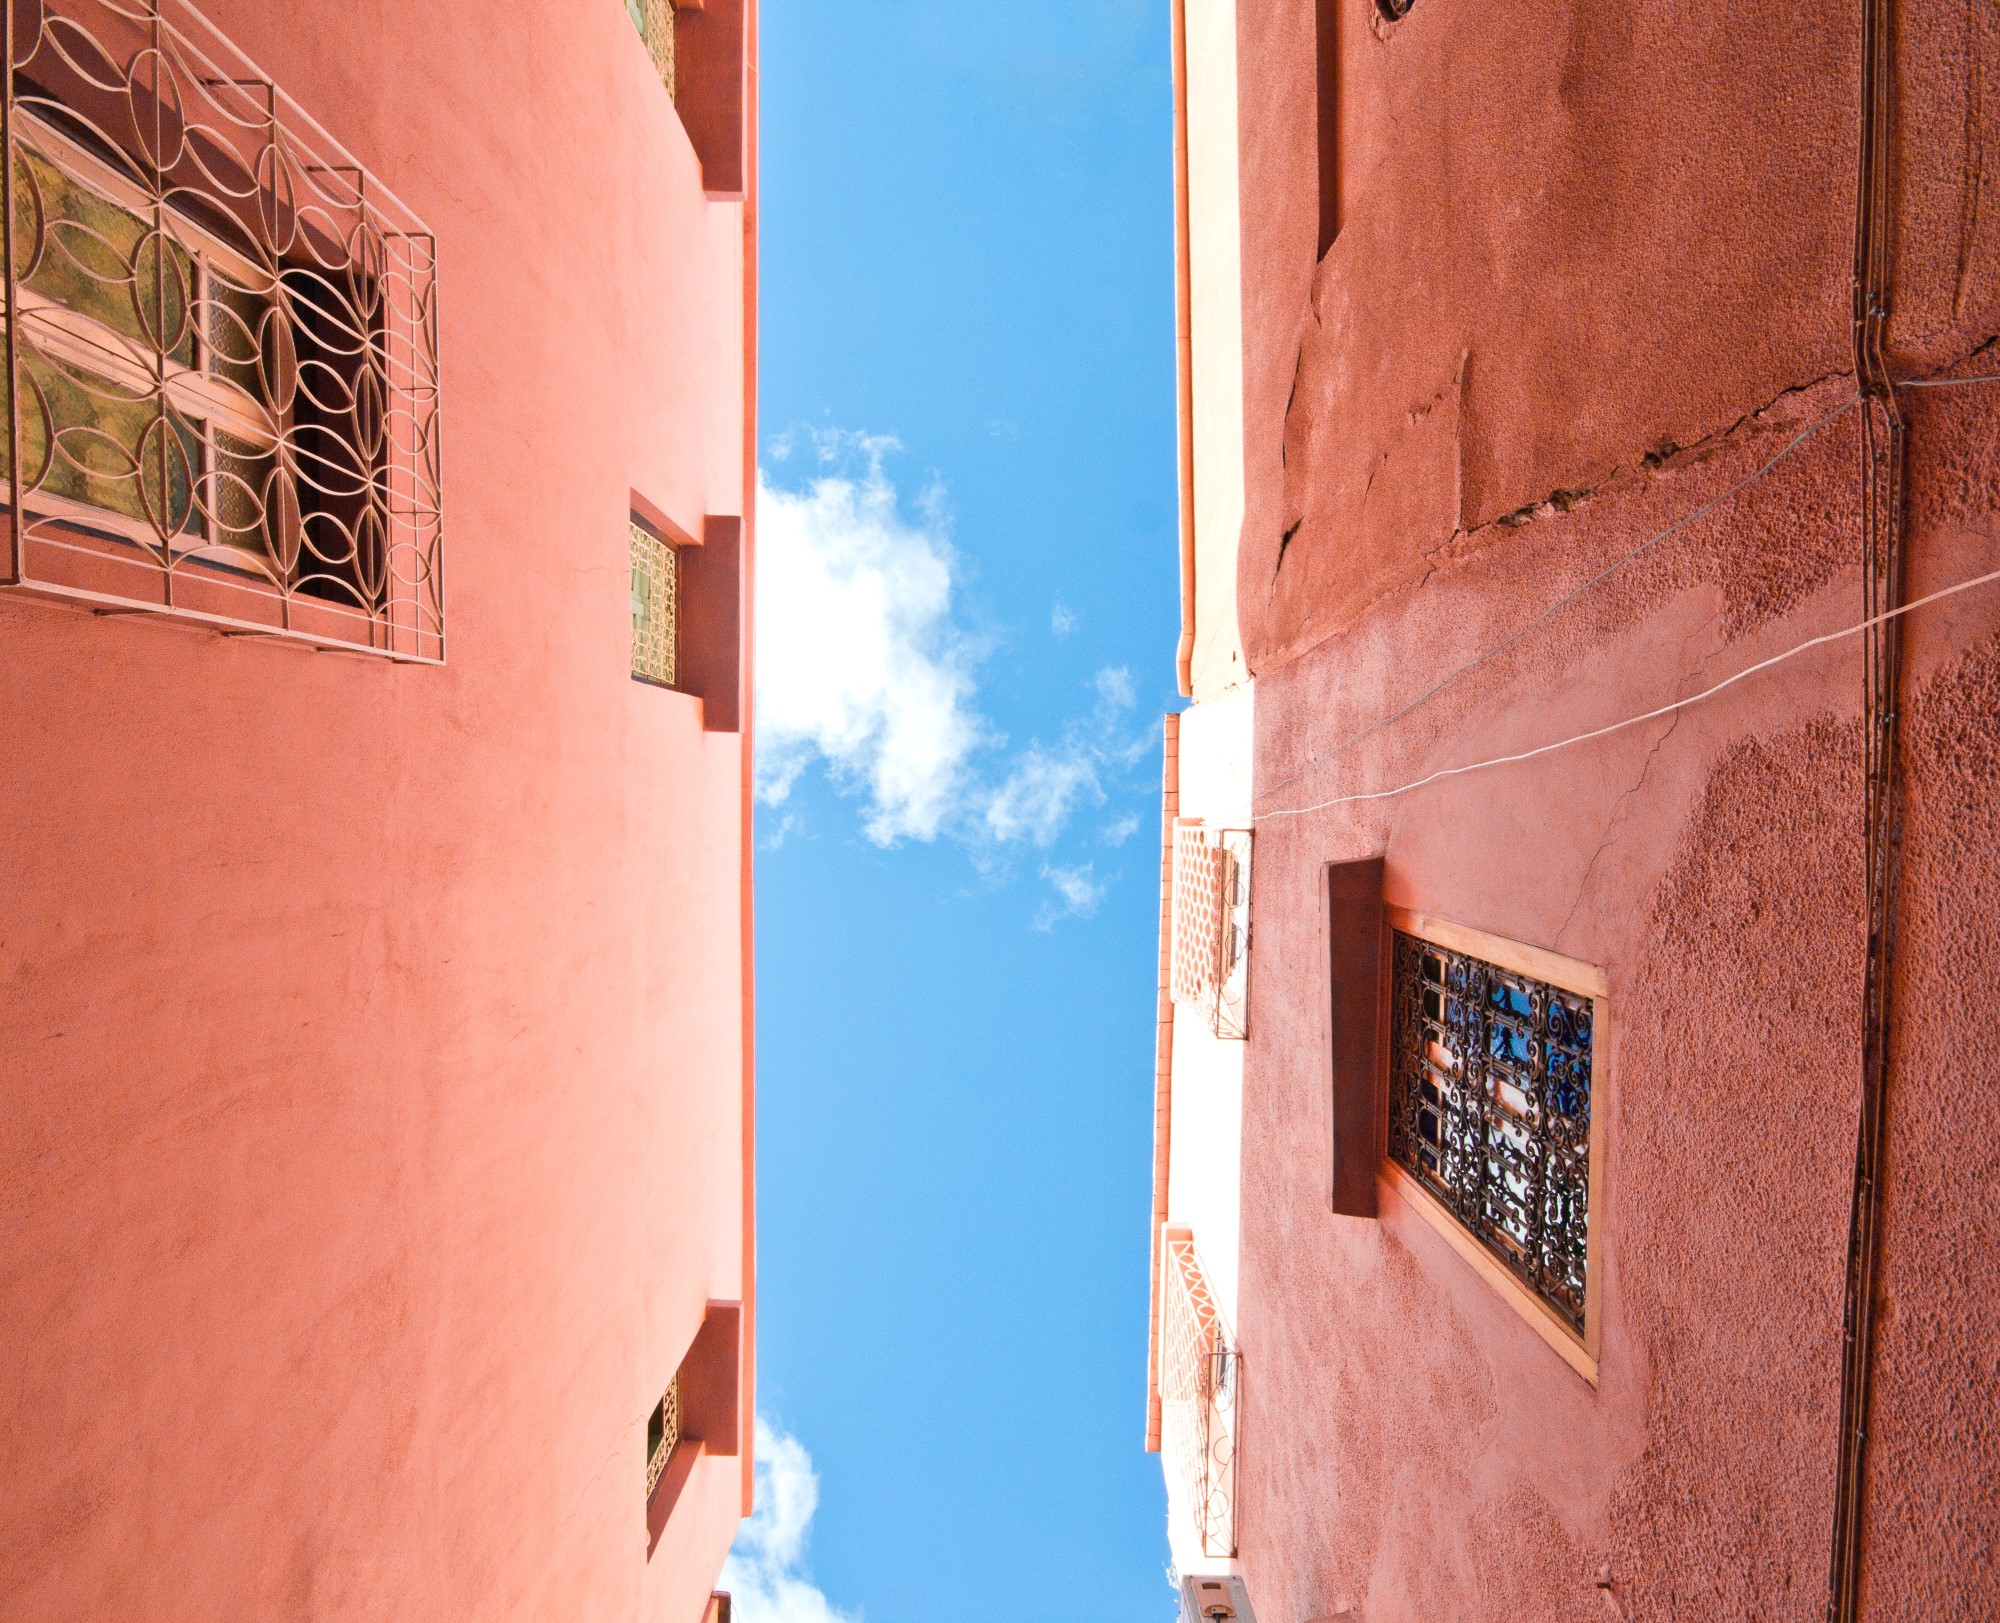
[1171,822,1251,1040]
[645,1372,681,1500]
[630,519,679,687]
[1387,916,1602,1360]
[2,1,443,659]
[627,0,678,96]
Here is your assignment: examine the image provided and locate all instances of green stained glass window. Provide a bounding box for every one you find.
[631,521,677,686]
[0,353,201,536]
[12,148,197,370]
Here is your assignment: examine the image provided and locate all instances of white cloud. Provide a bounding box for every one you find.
[721,1419,856,1623]
[981,664,1146,847]
[984,745,1103,846]
[1035,862,1109,930]
[756,436,986,845]
[1100,811,1141,846]
[1050,602,1077,636]
[756,433,1154,865]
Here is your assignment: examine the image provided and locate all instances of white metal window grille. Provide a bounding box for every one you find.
[645,1371,681,1499]
[1170,822,1251,1040]
[1159,1228,1237,1559]
[630,520,676,685]
[1,0,443,659]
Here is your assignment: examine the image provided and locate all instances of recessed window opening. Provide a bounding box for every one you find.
[627,0,678,96]
[1315,0,1339,257]
[630,518,679,686]
[645,1372,680,1500]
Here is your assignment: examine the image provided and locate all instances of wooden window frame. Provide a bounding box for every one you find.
[1379,906,1609,1385]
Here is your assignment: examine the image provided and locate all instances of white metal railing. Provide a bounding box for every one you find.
[1159,1228,1238,1558]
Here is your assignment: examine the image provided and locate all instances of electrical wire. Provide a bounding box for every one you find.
[1250,560,2000,822]
[1897,372,2000,389]
[1245,361,1997,817]
[1249,393,1864,809]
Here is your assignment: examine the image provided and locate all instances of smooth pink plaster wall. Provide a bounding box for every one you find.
[1218,4,2000,1619]
[0,4,750,1619]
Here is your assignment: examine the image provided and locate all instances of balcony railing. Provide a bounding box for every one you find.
[1171,823,1251,1041]
[1159,1227,1237,1559]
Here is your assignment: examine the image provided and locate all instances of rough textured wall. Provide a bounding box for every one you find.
[1231,0,2000,675]
[0,3,747,1620]
[1222,2,2000,1618]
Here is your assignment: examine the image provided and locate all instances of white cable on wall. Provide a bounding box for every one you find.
[1247,364,2000,816]
[1252,562,2000,823]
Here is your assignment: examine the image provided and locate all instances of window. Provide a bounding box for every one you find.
[630,519,678,686]
[645,1372,680,1500]
[1386,912,1604,1367]
[1171,822,1251,1040]
[2,0,441,659]
[645,1301,742,1550]
[626,0,678,97]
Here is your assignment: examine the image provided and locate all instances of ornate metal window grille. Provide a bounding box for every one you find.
[1159,1230,1237,1559]
[1171,822,1251,1041]
[645,1371,681,1499]
[630,520,677,686]
[1389,931,1595,1334]
[626,0,677,97]
[0,0,443,660]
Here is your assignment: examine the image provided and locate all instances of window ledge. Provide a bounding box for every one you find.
[1382,1160,1599,1386]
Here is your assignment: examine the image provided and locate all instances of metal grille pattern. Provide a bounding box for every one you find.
[1170,824,1250,1040]
[1,0,443,659]
[1159,1231,1237,1559]
[625,0,675,96]
[645,1371,680,1498]
[629,521,676,685]
[1389,931,1594,1333]
[1171,824,1224,1005]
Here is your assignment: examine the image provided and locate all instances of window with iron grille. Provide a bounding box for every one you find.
[630,520,677,686]
[1,0,443,659]
[645,1371,681,1501]
[1171,822,1251,1041]
[1388,926,1597,1339]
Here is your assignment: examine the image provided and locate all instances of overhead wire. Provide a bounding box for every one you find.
[1250,392,1863,809]
[1249,360,1991,817]
[1244,562,2000,822]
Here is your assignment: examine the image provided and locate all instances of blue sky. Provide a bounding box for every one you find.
[732,4,1179,1621]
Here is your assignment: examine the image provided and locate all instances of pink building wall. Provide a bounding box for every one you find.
[0,3,756,1618]
[1178,2,2000,1618]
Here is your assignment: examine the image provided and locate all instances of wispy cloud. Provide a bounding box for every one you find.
[756,434,1155,911]
[1100,811,1141,846]
[1050,602,1077,636]
[982,665,1146,847]
[721,1419,856,1623]
[1035,861,1109,929]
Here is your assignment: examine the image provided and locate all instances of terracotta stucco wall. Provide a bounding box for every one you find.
[1213,2,2000,1618]
[0,3,750,1618]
